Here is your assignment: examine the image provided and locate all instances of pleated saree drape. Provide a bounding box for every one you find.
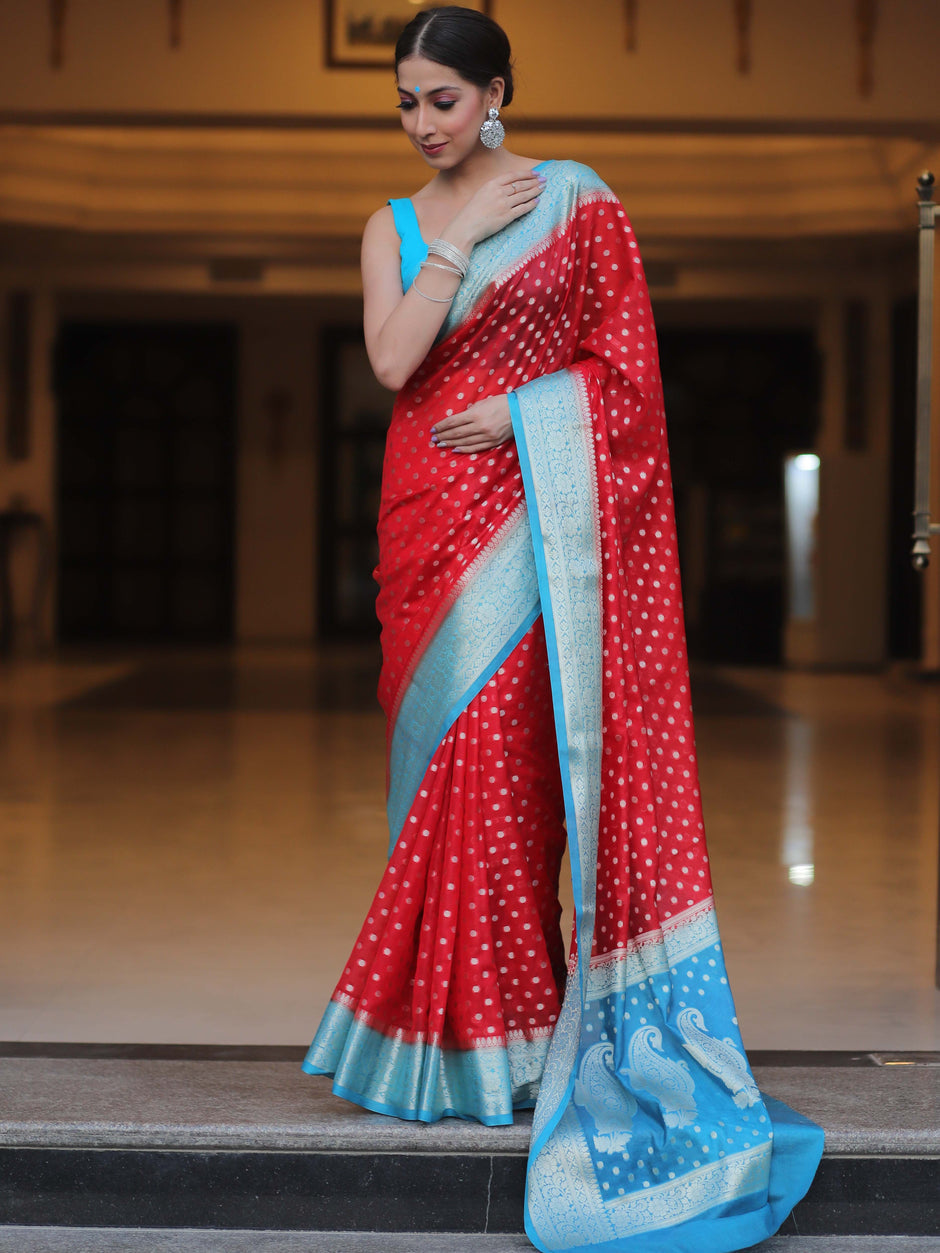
[303,160,824,1252]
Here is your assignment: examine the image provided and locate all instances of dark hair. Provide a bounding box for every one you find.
[395,6,515,107]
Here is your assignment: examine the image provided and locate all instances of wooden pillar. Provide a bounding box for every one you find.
[816,297,846,457]
[2,287,58,648]
[921,242,940,671]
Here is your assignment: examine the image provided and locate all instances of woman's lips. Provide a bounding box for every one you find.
[421,142,447,155]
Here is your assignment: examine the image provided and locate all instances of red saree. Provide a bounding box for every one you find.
[304,159,823,1253]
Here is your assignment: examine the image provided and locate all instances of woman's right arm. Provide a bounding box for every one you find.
[361,205,469,392]
[362,171,545,392]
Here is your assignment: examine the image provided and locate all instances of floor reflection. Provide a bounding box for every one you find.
[0,648,937,1049]
[781,718,815,883]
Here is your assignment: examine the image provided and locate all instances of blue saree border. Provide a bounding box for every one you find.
[303,1000,550,1126]
[510,375,824,1252]
[386,507,541,855]
[509,374,605,1248]
[508,379,601,975]
[521,907,825,1251]
[444,161,613,335]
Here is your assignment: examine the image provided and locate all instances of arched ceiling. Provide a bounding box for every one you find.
[1,124,936,244]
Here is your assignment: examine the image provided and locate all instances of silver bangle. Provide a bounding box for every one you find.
[420,260,463,278]
[428,238,470,276]
[411,276,455,303]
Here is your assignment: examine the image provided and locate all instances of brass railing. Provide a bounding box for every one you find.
[912,171,939,570]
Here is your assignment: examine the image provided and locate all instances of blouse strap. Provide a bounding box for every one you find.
[388,197,424,247]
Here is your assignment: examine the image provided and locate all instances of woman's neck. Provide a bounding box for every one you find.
[419,147,540,201]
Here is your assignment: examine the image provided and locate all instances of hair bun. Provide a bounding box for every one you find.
[396,5,515,107]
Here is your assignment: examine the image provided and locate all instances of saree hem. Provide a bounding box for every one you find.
[304,1074,517,1127]
[303,999,552,1126]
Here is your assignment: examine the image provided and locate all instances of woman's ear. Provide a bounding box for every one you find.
[488,76,505,111]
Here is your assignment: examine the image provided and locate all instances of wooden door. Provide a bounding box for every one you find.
[55,321,237,642]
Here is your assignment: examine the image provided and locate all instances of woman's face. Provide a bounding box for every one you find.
[395,54,501,168]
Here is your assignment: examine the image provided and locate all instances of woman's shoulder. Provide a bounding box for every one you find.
[541,159,612,194]
[362,203,402,260]
[364,203,399,237]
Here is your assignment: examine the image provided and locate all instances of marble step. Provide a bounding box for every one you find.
[1,1052,938,1236]
[1,1235,940,1253]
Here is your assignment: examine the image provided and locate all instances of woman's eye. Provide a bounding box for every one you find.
[396,101,416,111]
[435,101,456,110]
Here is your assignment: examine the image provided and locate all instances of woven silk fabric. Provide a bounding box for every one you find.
[303,161,824,1250]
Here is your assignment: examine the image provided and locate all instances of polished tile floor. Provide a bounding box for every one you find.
[1,646,938,1050]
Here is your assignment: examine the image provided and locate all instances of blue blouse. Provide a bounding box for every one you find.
[388,161,551,290]
[388,198,429,290]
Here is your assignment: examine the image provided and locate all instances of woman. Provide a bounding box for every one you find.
[303,8,824,1251]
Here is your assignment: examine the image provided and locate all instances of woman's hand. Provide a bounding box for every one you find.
[445,169,545,250]
[431,394,514,453]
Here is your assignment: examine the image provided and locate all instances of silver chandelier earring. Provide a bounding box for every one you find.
[479,107,505,149]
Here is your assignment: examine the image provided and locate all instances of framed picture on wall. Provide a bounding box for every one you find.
[325,0,493,69]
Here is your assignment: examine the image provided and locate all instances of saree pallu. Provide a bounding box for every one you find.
[303,160,824,1252]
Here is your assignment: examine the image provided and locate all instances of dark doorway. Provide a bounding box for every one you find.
[318,327,392,639]
[888,296,921,659]
[54,322,237,643]
[658,327,820,664]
